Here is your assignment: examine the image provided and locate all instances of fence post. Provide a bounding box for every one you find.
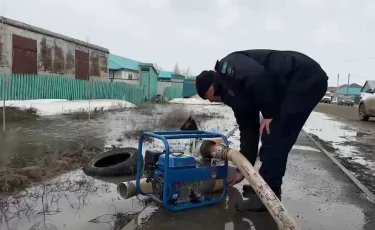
[2,74,6,132]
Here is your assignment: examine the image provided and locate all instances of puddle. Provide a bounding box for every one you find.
[0,170,148,230]
[0,104,236,230]
[304,111,375,193]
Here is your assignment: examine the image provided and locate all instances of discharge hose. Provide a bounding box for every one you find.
[200,140,300,230]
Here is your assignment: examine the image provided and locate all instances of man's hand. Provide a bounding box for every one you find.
[228,171,245,186]
[260,118,273,136]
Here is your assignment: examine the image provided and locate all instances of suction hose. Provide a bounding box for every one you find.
[200,140,300,230]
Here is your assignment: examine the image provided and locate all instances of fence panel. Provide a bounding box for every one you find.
[0,74,145,104]
[164,86,182,100]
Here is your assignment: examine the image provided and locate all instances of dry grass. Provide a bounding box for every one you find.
[118,106,225,142]
[0,106,39,122]
[0,145,101,195]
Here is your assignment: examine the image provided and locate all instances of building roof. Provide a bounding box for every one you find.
[327,86,337,93]
[109,54,143,72]
[1,16,109,53]
[337,87,362,95]
[158,71,174,79]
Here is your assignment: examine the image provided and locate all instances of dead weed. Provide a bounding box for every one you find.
[0,145,101,195]
[0,106,39,122]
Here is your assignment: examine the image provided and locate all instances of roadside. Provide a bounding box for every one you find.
[309,103,375,194]
[130,133,375,230]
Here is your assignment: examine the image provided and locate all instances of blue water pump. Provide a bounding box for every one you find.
[135,130,229,212]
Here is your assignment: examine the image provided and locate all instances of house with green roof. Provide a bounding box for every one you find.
[109,53,158,99]
[109,53,143,86]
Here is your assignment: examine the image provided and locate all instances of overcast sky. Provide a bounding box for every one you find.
[1,0,375,86]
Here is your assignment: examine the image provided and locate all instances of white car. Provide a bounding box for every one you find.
[358,88,375,121]
[320,92,332,103]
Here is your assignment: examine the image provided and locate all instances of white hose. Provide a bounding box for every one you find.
[201,141,300,230]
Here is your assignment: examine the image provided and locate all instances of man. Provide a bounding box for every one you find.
[195,49,328,212]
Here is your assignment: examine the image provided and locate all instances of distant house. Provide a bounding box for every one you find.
[360,80,375,96]
[327,86,337,93]
[108,54,142,86]
[157,71,186,96]
[336,87,362,96]
[108,54,158,99]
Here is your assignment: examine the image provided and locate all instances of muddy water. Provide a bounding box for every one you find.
[0,103,233,230]
[0,104,202,164]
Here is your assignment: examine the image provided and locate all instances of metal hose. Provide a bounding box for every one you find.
[200,140,300,230]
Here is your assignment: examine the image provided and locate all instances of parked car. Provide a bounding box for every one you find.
[358,88,375,121]
[338,97,354,106]
[320,92,332,103]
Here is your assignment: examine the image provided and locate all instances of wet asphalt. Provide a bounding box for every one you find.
[135,133,375,230]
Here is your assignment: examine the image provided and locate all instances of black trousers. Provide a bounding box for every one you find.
[258,74,328,189]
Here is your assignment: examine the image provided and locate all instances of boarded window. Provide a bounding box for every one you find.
[12,34,37,74]
[128,73,133,80]
[75,50,89,80]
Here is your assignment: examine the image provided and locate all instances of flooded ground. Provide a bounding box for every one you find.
[304,111,375,194]
[1,102,375,230]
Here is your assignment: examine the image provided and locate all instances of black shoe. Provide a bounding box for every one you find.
[236,187,282,213]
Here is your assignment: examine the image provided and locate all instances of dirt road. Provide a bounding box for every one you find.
[314,103,360,121]
[314,102,375,132]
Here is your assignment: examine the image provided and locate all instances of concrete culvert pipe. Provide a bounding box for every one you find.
[200,140,300,230]
[117,164,238,200]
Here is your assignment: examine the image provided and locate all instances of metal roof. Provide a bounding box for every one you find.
[109,54,142,72]
[337,87,361,95]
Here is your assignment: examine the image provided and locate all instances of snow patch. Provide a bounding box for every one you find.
[3,99,136,116]
[169,97,222,105]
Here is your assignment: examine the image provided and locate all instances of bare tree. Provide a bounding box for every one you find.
[174,63,181,75]
[153,63,163,74]
[182,67,194,78]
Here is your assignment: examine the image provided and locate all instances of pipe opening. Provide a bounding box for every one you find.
[117,182,131,200]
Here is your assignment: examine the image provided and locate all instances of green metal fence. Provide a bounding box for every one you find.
[0,74,145,104]
[164,86,182,100]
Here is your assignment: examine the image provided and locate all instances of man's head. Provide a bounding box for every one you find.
[195,70,221,102]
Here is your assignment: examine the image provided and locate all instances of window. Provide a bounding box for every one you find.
[128,73,133,80]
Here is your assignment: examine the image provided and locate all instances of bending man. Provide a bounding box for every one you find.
[195,49,328,212]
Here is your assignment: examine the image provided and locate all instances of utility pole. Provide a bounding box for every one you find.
[1,12,6,132]
[347,73,350,95]
[336,74,339,101]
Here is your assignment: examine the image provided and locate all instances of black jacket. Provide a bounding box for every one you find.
[213,49,328,163]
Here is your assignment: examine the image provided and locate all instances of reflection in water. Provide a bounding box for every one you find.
[0,170,147,230]
[0,105,187,165]
[135,186,278,230]
[0,104,238,230]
